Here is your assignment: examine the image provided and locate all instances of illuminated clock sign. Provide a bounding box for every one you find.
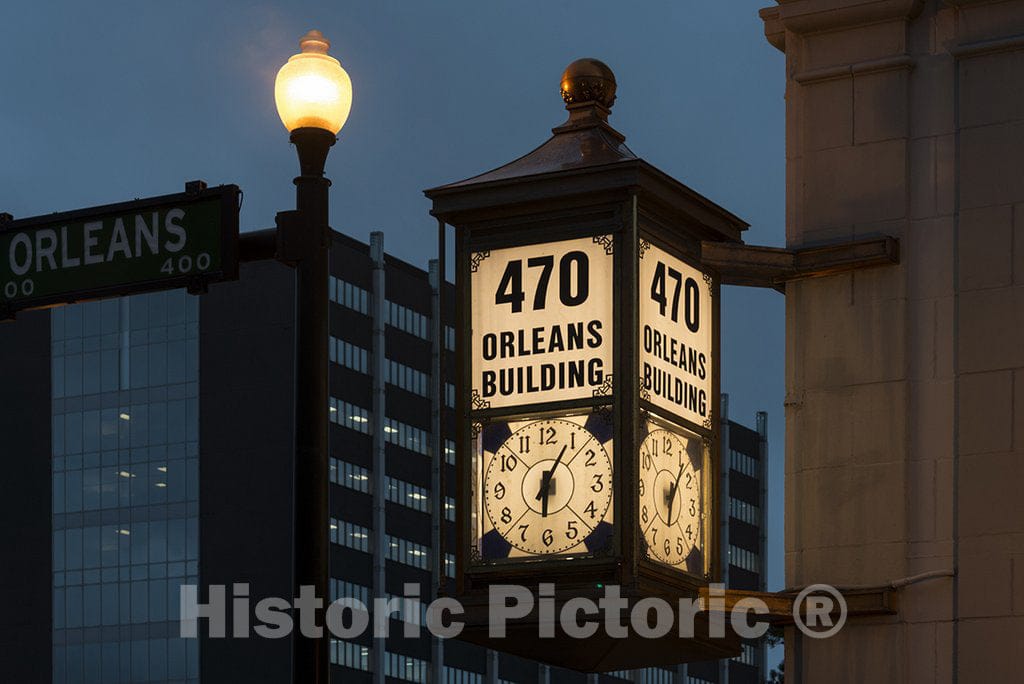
[0,184,239,318]
[639,241,713,428]
[471,235,614,410]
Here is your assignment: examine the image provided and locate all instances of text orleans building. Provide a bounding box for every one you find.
[760,0,1024,681]
[0,229,769,683]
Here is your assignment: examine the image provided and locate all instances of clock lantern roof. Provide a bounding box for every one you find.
[425,59,750,245]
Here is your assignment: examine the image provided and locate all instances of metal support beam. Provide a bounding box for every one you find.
[718,397,729,684]
[429,258,445,684]
[238,228,278,262]
[700,236,899,290]
[697,587,899,625]
[370,232,387,684]
[756,411,769,681]
[486,650,500,684]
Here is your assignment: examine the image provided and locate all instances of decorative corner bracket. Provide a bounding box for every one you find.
[700,236,899,292]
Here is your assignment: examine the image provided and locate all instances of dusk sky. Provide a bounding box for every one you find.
[2,1,786,591]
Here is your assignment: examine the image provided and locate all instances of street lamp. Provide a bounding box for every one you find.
[274,29,351,684]
[275,30,352,135]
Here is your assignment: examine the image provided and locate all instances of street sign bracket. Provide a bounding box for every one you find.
[185,179,208,195]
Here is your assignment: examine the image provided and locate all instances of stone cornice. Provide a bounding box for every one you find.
[762,0,925,42]
[760,6,786,51]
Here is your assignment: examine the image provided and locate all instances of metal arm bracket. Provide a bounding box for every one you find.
[700,587,899,626]
[701,236,900,291]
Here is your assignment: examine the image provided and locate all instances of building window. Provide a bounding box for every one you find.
[444,440,455,466]
[382,591,429,626]
[331,519,370,553]
[645,669,676,684]
[384,300,429,340]
[383,418,430,456]
[329,405,431,455]
[330,397,371,434]
[444,326,455,352]
[444,497,455,522]
[730,449,759,478]
[330,459,370,494]
[385,359,430,397]
[729,497,761,526]
[330,465,433,518]
[331,640,370,671]
[330,337,369,374]
[330,276,370,315]
[728,545,760,574]
[732,642,760,667]
[330,579,370,606]
[444,666,483,684]
[330,640,438,681]
[385,535,430,570]
[606,669,674,684]
[445,554,456,579]
[332,344,445,405]
[385,650,429,683]
[386,477,430,513]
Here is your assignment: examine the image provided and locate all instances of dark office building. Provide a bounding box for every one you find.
[0,229,769,684]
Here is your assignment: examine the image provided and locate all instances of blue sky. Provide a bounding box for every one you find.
[2,1,786,594]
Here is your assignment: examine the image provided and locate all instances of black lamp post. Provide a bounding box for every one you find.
[274,29,353,684]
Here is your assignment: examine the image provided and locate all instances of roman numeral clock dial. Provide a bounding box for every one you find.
[478,416,614,558]
[639,425,704,571]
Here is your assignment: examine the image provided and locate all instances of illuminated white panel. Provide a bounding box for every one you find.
[470,235,614,410]
[639,241,714,428]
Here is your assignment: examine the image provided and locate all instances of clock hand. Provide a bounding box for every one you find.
[536,445,568,517]
[666,461,687,526]
[536,445,568,501]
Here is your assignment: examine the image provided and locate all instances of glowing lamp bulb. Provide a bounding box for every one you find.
[274,30,352,134]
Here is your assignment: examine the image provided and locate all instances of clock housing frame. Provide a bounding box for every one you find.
[425,80,746,669]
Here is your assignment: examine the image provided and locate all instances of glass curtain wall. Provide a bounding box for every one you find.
[51,291,199,683]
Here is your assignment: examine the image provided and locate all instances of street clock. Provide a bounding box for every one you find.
[638,419,705,570]
[426,58,747,671]
[479,414,615,557]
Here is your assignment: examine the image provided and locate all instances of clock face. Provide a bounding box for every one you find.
[638,425,703,569]
[478,415,614,558]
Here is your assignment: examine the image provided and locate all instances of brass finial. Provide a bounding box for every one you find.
[560,58,617,110]
[299,29,330,54]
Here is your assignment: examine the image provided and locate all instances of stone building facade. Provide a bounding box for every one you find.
[759,0,1024,680]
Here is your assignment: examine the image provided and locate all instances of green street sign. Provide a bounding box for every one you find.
[0,184,239,318]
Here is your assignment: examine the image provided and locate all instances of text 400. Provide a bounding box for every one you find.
[2,278,34,299]
[161,252,212,275]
